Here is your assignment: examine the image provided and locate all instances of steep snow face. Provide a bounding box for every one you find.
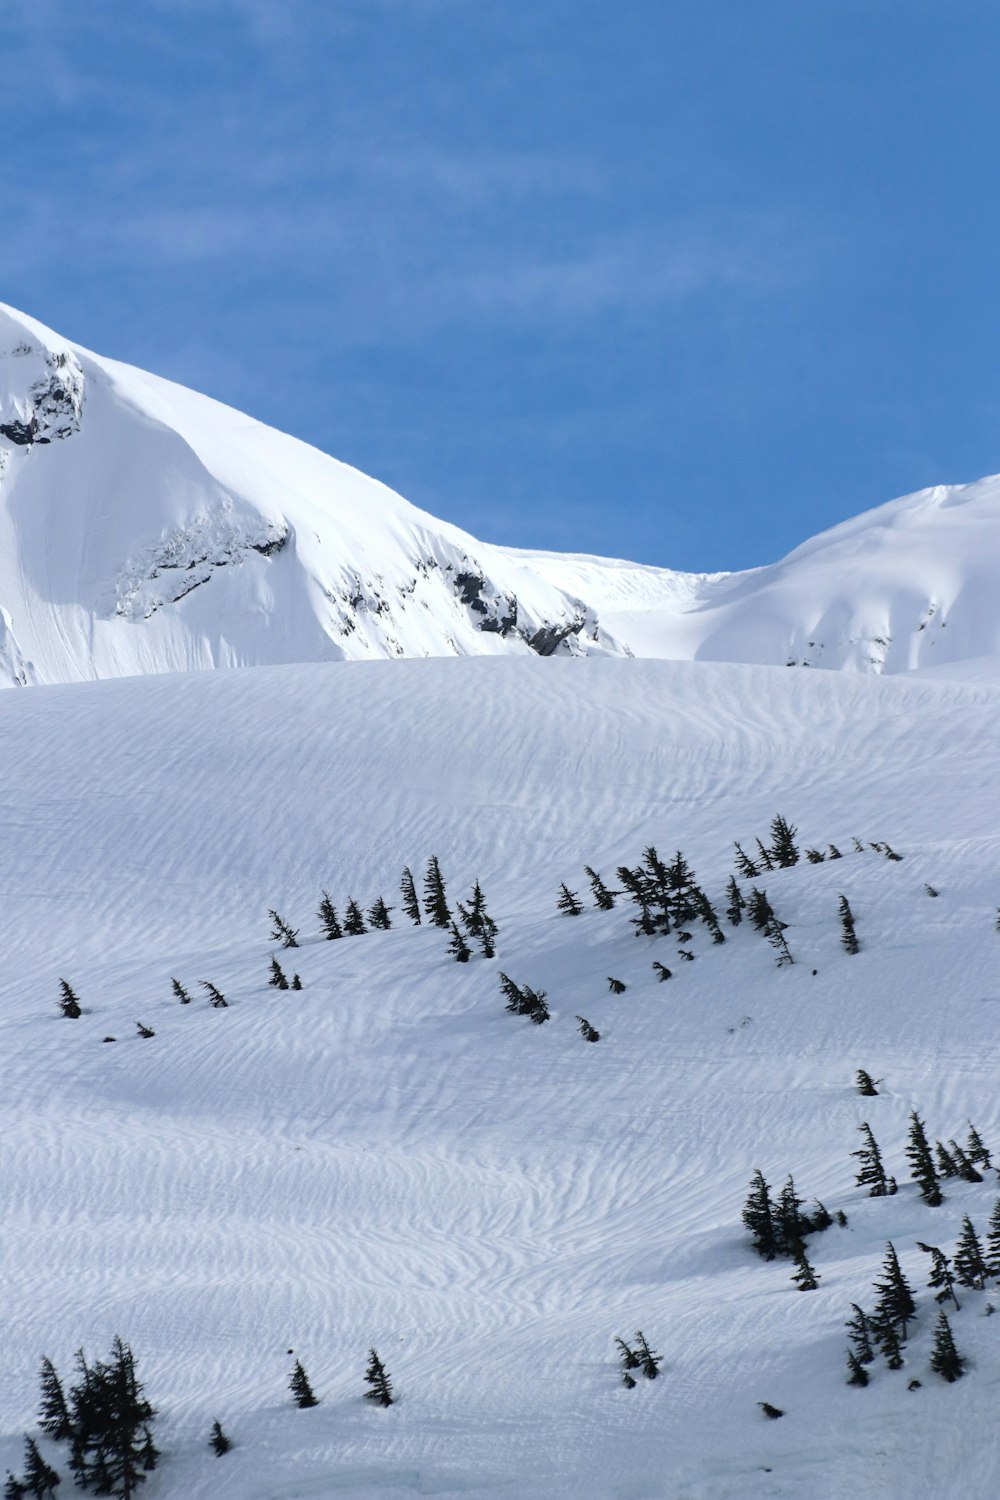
[0,304,623,686]
[3,300,1000,686]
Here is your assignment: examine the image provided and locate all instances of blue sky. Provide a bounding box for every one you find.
[3,0,1000,570]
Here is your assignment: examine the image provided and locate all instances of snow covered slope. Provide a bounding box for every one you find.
[5,300,1000,686]
[4,655,1000,1497]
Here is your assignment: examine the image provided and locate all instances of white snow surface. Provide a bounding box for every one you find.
[4,301,1000,684]
[4,654,1000,1497]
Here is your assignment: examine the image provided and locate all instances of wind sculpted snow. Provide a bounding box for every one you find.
[2,656,1000,1496]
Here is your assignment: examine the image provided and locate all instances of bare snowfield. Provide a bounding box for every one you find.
[3,655,1000,1497]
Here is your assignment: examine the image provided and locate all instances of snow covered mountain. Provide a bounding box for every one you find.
[4,300,1000,687]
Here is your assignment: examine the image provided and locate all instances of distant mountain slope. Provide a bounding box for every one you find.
[2,301,1000,685]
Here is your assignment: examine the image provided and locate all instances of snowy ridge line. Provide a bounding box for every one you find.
[4,302,1000,683]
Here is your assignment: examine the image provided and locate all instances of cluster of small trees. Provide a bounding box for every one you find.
[316,859,497,962]
[289,1351,394,1409]
[741,1169,837,1272]
[4,1341,158,1499]
[845,1242,967,1385]
[615,1332,660,1387]
[854,1112,992,1206]
[498,972,549,1025]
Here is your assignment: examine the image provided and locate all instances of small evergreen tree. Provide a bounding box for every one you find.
[651,961,672,982]
[38,1357,72,1441]
[924,884,938,897]
[733,842,759,879]
[3,1474,25,1500]
[22,1436,60,1499]
[810,1199,833,1232]
[934,1141,959,1178]
[422,856,451,929]
[966,1121,992,1170]
[853,1122,896,1197]
[399,867,422,926]
[805,848,825,864]
[916,1242,960,1310]
[742,1170,779,1261]
[846,1351,869,1387]
[769,814,799,868]
[524,988,550,1025]
[363,1349,393,1406]
[790,1245,819,1290]
[948,1140,983,1183]
[615,1337,639,1385]
[827,843,842,859]
[725,875,745,926]
[874,1242,916,1337]
[318,892,343,940]
[775,1175,810,1253]
[58,980,82,1019]
[954,1216,988,1290]
[268,909,299,948]
[171,978,192,1005]
[634,1331,660,1378]
[576,1016,600,1042]
[838,895,859,954]
[845,1304,875,1364]
[584,867,616,910]
[210,1421,231,1456]
[447,922,472,963]
[367,896,393,930]
[269,956,289,990]
[984,1198,1000,1280]
[201,981,227,1008]
[498,972,524,1014]
[136,1022,155,1039]
[456,881,493,938]
[855,1069,879,1096]
[873,1314,904,1370]
[906,1110,943,1206]
[607,977,626,994]
[754,839,775,872]
[758,1402,783,1419]
[556,883,583,916]
[929,1309,964,1382]
[291,973,302,990]
[289,1360,318,1409]
[747,887,773,932]
[343,898,368,936]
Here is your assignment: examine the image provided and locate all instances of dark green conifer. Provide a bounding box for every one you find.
[136,1022,155,1038]
[810,1199,833,1232]
[948,1140,983,1183]
[58,980,82,1019]
[853,1122,896,1197]
[584,866,616,910]
[855,1069,879,1096]
[934,1141,959,1178]
[906,1110,943,1206]
[447,922,472,963]
[269,956,289,990]
[422,856,451,928]
[289,1360,318,1408]
[651,961,672,981]
[742,1169,779,1261]
[827,843,843,859]
[291,973,302,990]
[929,1309,964,1382]
[873,1314,904,1370]
[754,839,774,872]
[845,1304,875,1364]
[576,1016,599,1042]
[790,1245,819,1290]
[3,1473,25,1500]
[805,848,825,863]
[201,980,227,1008]
[758,1402,783,1419]
[775,1175,809,1253]
[984,1197,1000,1280]
[210,1420,231,1456]
[318,892,343,940]
[22,1435,59,1498]
[368,897,393,930]
[634,1331,660,1378]
[846,1351,869,1387]
[838,895,859,954]
[607,977,626,994]
[725,876,745,926]
[916,1242,960,1310]
[171,978,192,1005]
[966,1121,992,1170]
[954,1216,988,1290]
[769,814,799,867]
[363,1349,393,1406]
[556,883,583,916]
[38,1357,72,1441]
[400,867,422,925]
[343,898,367,936]
[874,1242,916,1337]
[268,909,299,948]
[733,843,759,878]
